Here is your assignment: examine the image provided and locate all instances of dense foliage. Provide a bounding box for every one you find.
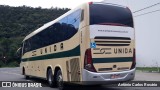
[0,5,70,67]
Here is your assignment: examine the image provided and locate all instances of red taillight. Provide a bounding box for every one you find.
[86,49,92,64]
[84,49,96,72]
[88,2,93,5]
[131,49,136,69]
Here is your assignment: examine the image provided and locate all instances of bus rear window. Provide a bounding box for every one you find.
[89,4,133,27]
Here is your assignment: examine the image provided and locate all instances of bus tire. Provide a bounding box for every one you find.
[56,70,65,90]
[25,75,30,79]
[47,69,56,87]
[23,68,29,79]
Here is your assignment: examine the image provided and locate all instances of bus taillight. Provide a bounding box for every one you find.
[131,49,136,69]
[88,2,93,5]
[84,49,96,72]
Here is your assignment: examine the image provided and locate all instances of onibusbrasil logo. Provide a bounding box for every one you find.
[1,82,42,88]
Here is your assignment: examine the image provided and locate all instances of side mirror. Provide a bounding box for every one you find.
[16,47,22,58]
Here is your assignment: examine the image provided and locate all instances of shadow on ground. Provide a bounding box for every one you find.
[22,77,119,90]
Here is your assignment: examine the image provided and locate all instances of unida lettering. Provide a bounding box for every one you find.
[114,48,132,54]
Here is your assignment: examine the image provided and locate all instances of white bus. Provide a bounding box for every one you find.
[19,2,136,90]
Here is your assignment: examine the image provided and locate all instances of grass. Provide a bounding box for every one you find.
[136,67,160,72]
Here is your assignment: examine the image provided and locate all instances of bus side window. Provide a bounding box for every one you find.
[59,17,68,42]
[21,43,24,55]
[67,9,81,39]
[23,40,31,54]
[23,41,27,54]
[68,9,81,29]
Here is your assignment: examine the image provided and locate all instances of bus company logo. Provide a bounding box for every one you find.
[93,48,111,54]
[94,48,132,54]
[2,82,11,87]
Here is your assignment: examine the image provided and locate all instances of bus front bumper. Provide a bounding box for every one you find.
[82,68,135,85]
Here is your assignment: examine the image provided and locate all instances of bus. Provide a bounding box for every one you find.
[19,1,136,90]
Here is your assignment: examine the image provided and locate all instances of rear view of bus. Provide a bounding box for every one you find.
[83,2,135,84]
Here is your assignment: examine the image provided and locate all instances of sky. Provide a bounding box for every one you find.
[0,0,160,67]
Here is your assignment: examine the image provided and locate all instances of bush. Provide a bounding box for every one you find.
[0,60,5,67]
[7,61,19,67]
[137,67,160,72]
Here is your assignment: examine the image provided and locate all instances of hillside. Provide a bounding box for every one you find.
[0,5,70,67]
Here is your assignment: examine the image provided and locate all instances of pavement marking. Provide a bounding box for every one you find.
[0,71,22,76]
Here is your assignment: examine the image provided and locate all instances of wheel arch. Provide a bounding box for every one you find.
[46,65,63,79]
[22,66,25,75]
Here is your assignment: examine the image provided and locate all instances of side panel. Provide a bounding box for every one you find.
[21,30,81,81]
[65,58,81,82]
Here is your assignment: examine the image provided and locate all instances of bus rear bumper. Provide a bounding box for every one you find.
[82,68,135,85]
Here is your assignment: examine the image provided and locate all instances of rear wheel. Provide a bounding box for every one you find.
[56,70,65,90]
[25,75,30,79]
[47,69,56,87]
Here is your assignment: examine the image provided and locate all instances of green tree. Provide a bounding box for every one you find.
[0,5,70,67]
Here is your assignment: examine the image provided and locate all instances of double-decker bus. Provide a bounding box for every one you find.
[19,2,136,90]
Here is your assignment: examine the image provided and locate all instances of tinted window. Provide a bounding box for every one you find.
[23,9,82,53]
[23,40,31,54]
[89,4,133,27]
[58,17,68,42]
[67,9,81,39]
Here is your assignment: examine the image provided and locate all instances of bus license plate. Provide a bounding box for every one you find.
[110,74,120,79]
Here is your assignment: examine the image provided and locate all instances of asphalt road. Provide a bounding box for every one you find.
[0,67,160,90]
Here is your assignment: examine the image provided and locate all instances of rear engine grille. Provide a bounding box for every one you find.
[94,36,131,46]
